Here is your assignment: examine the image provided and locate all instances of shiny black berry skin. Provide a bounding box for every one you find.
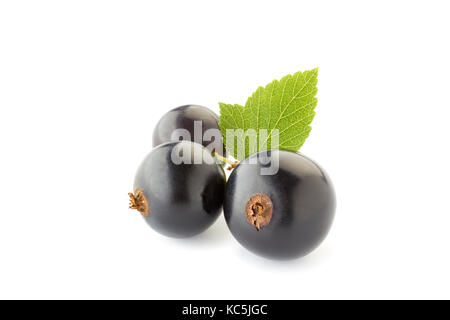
[152,105,225,156]
[134,141,226,238]
[224,150,336,260]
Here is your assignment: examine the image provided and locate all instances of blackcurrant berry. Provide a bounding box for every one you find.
[129,141,226,238]
[152,105,225,156]
[224,150,336,260]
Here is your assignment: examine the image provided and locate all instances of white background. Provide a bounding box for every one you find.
[1,1,449,299]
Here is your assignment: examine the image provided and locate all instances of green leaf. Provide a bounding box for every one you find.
[219,68,318,161]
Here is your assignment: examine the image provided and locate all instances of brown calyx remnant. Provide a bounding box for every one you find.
[226,161,239,171]
[128,188,149,217]
[245,193,273,231]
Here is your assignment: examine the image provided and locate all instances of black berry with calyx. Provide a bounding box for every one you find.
[129,141,226,238]
[152,105,225,156]
[224,150,336,260]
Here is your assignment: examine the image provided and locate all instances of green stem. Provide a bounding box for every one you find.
[212,152,235,166]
